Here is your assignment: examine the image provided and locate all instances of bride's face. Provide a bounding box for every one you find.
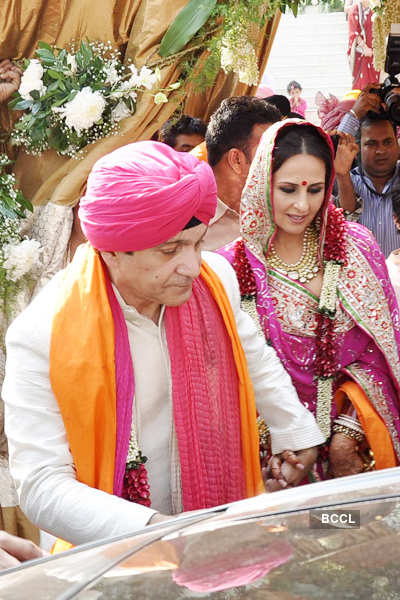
[272,153,326,237]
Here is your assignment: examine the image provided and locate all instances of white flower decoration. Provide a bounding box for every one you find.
[111,81,138,101]
[19,59,47,101]
[111,101,132,122]
[128,64,140,87]
[3,239,42,282]
[138,66,158,90]
[220,28,259,87]
[154,92,168,104]
[66,54,78,75]
[55,87,106,134]
[104,60,119,85]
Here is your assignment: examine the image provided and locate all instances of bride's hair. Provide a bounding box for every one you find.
[272,124,333,189]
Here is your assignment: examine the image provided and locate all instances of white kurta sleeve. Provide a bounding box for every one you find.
[2,276,156,546]
[202,252,326,454]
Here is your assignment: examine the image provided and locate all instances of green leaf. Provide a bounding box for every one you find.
[38,41,53,52]
[159,0,217,57]
[31,103,41,116]
[47,81,59,93]
[47,69,61,79]
[12,99,34,111]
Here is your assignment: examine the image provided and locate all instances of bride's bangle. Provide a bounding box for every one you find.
[332,422,365,442]
[334,414,364,434]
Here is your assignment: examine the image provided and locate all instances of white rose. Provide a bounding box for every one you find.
[111,101,132,122]
[3,239,42,282]
[66,54,78,75]
[56,87,106,134]
[138,66,158,90]
[19,59,47,101]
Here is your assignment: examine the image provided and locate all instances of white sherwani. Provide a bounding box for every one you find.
[2,251,324,545]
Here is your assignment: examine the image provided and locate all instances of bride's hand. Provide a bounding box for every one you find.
[329,432,364,477]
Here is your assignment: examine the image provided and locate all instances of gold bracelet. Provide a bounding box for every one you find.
[362,449,376,472]
[332,423,365,442]
[257,416,270,447]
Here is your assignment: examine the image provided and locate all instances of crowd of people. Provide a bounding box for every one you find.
[0,22,399,573]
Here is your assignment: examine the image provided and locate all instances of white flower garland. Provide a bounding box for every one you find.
[316,259,342,439]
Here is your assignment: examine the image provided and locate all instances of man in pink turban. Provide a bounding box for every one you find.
[3,141,324,547]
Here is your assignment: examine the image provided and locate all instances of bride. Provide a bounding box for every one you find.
[220,119,400,484]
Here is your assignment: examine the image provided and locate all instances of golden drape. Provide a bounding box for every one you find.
[1,1,280,206]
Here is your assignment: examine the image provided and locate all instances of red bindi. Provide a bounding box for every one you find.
[301,180,308,186]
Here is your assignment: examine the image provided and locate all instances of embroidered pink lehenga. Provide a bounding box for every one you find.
[220,120,400,480]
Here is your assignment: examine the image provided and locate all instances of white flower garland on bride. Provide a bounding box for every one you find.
[9,40,180,158]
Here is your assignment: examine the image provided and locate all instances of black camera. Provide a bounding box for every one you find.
[370,31,400,125]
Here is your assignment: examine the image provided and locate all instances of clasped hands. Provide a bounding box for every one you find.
[263,446,318,492]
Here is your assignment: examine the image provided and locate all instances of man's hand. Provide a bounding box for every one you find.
[0,59,22,104]
[329,432,364,478]
[351,84,382,120]
[334,132,359,177]
[264,447,318,492]
[0,531,46,570]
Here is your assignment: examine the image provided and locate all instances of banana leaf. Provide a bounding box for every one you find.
[159,0,217,57]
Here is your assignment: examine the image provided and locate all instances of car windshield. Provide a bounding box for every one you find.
[79,496,400,600]
[0,469,399,599]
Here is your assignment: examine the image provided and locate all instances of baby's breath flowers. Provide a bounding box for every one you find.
[220,25,259,86]
[10,40,180,158]
[0,155,41,316]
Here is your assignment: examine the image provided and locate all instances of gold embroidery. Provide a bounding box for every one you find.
[267,273,353,337]
[339,237,400,385]
[346,363,400,458]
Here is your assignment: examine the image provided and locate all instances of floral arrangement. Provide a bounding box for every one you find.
[9,40,180,158]
[232,205,347,440]
[0,154,41,316]
[156,0,288,92]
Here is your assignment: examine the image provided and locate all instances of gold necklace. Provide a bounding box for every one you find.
[267,227,320,283]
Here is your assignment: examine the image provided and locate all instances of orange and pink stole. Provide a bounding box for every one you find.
[50,244,264,515]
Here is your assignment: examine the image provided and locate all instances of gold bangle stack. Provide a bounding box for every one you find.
[332,423,365,442]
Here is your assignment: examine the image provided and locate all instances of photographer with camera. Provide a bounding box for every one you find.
[336,109,400,257]
[335,31,400,257]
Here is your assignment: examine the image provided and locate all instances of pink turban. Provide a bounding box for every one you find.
[79,141,217,251]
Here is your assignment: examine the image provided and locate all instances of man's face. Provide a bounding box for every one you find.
[360,120,399,180]
[102,224,207,314]
[174,133,205,152]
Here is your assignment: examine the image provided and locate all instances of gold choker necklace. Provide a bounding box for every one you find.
[267,227,319,283]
